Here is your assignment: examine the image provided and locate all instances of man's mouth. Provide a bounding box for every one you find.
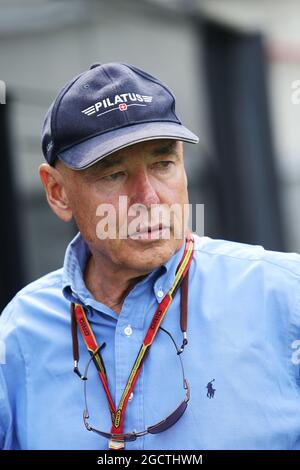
[128,223,171,240]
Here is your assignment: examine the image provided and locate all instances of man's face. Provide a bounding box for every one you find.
[57,139,189,274]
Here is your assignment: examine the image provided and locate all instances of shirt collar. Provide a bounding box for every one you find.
[62,232,186,307]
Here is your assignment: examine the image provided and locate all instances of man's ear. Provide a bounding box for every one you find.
[39,163,73,222]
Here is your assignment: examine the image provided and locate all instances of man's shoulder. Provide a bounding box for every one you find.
[16,268,63,297]
[0,268,65,331]
[193,234,300,279]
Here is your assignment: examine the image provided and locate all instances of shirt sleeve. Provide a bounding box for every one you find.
[289,277,300,449]
[0,297,28,450]
[0,365,13,449]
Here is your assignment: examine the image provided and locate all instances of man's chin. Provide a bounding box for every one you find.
[120,238,182,272]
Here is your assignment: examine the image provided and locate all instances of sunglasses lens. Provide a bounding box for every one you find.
[123,434,138,442]
[91,428,114,439]
[148,401,188,434]
[91,428,137,441]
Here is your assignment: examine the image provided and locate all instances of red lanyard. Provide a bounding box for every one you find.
[71,233,194,449]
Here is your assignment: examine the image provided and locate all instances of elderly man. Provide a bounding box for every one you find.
[0,63,300,451]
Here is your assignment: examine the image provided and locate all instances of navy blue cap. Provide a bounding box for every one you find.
[41,62,199,170]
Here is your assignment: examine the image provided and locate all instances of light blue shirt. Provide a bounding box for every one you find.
[1,233,300,450]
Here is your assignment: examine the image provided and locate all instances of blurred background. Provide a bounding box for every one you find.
[1,0,300,309]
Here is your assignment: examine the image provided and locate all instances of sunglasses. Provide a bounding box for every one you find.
[82,326,190,444]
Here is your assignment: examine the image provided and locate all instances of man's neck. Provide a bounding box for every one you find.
[83,253,150,314]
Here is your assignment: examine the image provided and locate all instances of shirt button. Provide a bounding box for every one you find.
[129,392,134,401]
[157,289,164,299]
[124,325,133,337]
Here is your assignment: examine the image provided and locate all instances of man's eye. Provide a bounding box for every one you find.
[103,171,125,181]
[154,161,173,169]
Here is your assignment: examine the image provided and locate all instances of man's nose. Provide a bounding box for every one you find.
[129,169,160,206]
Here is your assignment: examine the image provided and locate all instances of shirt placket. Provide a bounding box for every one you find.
[114,284,149,450]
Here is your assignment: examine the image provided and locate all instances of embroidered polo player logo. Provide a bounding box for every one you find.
[206,379,216,399]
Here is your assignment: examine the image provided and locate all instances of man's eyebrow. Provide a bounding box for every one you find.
[150,141,179,157]
[87,141,179,175]
[90,153,125,172]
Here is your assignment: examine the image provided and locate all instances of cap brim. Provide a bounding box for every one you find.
[57,121,199,170]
